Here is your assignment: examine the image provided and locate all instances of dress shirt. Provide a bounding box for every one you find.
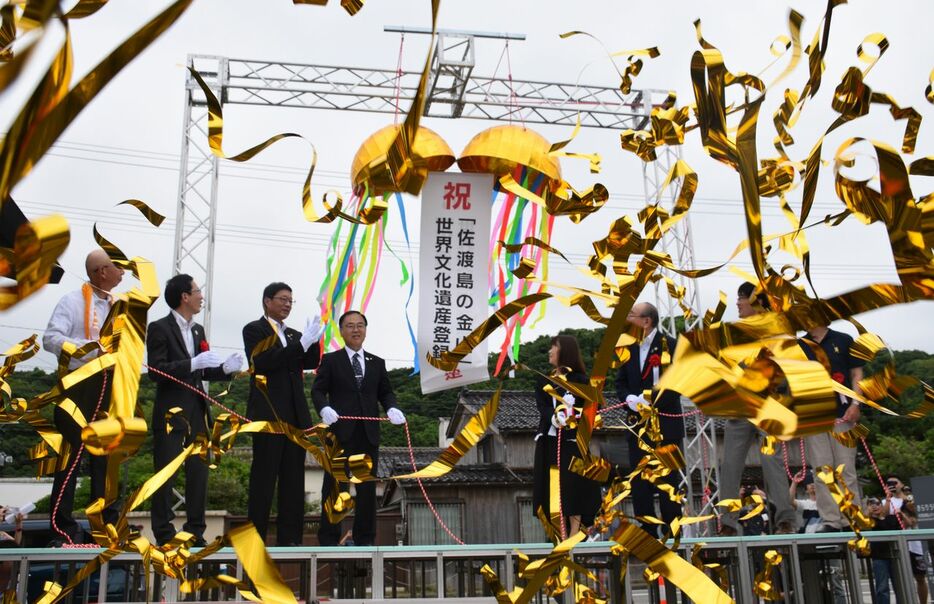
[43,288,112,370]
[345,346,365,379]
[171,310,196,357]
[638,328,659,385]
[266,317,288,346]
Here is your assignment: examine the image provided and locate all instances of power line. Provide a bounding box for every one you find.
[37,138,851,215]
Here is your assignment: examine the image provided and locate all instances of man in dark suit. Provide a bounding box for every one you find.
[615,302,684,537]
[243,282,323,545]
[312,310,405,546]
[147,274,243,546]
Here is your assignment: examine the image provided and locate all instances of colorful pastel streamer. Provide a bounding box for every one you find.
[488,166,555,373]
[316,189,418,368]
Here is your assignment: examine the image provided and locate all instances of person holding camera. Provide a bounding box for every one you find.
[738,485,769,536]
[866,495,900,604]
[867,475,916,604]
[881,475,910,516]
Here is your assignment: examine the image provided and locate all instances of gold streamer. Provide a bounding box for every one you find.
[228,523,298,604]
[117,199,165,227]
[753,550,783,600]
[0,214,69,309]
[425,293,550,371]
[393,387,501,479]
[816,464,874,554]
[0,0,193,206]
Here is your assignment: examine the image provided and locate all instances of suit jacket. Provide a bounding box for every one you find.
[243,317,320,430]
[311,349,398,446]
[147,313,228,435]
[615,331,684,441]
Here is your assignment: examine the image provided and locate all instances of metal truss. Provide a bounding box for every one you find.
[210,57,651,130]
[173,55,224,339]
[638,99,711,529]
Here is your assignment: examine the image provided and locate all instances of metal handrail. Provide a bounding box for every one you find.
[2,529,931,603]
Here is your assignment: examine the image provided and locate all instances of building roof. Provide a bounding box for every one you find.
[451,390,631,436]
[379,446,534,485]
[393,463,535,486]
[378,446,445,478]
[451,389,740,438]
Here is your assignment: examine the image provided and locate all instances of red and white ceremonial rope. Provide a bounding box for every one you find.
[144,365,466,545]
[556,427,567,542]
[337,414,466,546]
[861,435,906,530]
[51,371,109,548]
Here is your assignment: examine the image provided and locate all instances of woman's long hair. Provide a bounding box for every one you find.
[551,334,587,375]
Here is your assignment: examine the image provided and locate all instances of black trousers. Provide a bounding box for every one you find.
[50,371,120,542]
[248,432,307,545]
[318,423,379,546]
[151,401,209,544]
[627,433,683,538]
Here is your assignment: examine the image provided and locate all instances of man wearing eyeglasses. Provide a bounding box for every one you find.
[42,249,124,544]
[312,310,405,546]
[615,301,684,538]
[243,282,324,545]
[147,274,243,546]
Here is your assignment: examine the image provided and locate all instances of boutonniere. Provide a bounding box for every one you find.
[642,353,661,379]
[831,371,845,384]
[199,339,210,353]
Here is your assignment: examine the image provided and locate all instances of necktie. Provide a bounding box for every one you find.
[352,353,363,388]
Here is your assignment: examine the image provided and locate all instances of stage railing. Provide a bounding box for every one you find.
[2,529,931,603]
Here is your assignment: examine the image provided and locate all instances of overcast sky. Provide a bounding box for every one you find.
[2,0,932,375]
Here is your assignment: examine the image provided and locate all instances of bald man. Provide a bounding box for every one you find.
[42,249,124,544]
[614,302,684,538]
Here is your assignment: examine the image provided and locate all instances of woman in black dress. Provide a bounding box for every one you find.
[532,334,601,538]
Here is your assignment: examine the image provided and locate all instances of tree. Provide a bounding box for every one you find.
[859,349,934,491]
[4,341,934,506]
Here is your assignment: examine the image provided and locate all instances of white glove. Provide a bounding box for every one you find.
[222,352,244,375]
[300,316,324,351]
[387,407,406,425]
[625,394,646,412]
[191,350,223,371]
[551,408,568,429]
[561,392,576,416]
[320,406,339,426]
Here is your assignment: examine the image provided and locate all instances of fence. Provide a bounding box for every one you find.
[2,529,932,603]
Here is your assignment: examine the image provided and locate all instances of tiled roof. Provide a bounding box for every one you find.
[378,446,445,478]
[379,447,533,485]
[457,390,631,432]
[394,463,535,485]
[456,390,739,436]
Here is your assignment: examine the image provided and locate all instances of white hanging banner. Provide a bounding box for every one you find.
[418,171,492,394]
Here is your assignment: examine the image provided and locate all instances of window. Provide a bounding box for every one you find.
[407,501,464,545]
[517,498,549,543]
[478,436,495,464]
